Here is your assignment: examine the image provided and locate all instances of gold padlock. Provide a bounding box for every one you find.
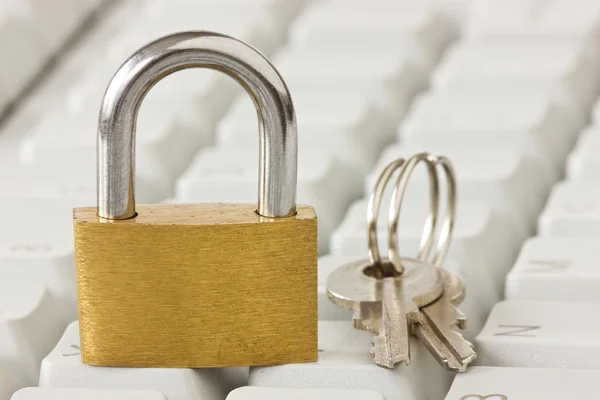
[73,31,318,368]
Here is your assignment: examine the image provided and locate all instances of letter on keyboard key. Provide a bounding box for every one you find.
[39,322,247,400]
[538,181,600,236]
[11,388,167,400]
[0,280,66,386]
[445,366,600,399]
[476,300,600,368]
[506,237,600,303]
[227,387,383,400]
[249,321,452,400]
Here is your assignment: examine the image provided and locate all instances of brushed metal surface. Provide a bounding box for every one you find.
[73,203,318,368]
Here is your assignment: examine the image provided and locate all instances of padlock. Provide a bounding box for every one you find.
[72,31,318,368]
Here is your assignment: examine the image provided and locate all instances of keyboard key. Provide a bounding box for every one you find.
[248,321,452,400]
[538,181,600,236]
[19,97,209,196]
[0,198,83,322]
[476,300,600,368]
[466,0,600,46]
[39,322,247,400]
[217,88,395,177]
[400,90,577,178]
[318,254,486,342]
[290,1,455,62]
[445,366,600,399]
[432,40,600,109]
[227,386,383,400]
[366,142,548,236]
[11,388,168,400]
[566,126,600,182]
[177,146,358,253]
[506,237,600,303]
[0,8,44,108]
[0,365,23,400]
[0,280,66,386]
[331,199,514,298]
[317,254,360,321]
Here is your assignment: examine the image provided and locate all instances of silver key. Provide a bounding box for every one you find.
[414,270,476,372]
[326,153,477,371]
[327,257,443,368]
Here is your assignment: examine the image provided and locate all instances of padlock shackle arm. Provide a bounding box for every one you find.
[97,31,298,220]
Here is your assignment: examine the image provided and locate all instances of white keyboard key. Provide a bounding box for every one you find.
[291,1,455,62]
[400,90,576,177]
[227,387,382,400]
[506,237,600,303]
[433,79,587,134]
[0,9,44,107]
[0,198,83,322]
[445,366,600,399]
[366,142,548,236]
[39,322,247,400]
[0,280,66,386]
[177,146,357,252]
[27,0,87,54]
[21,93,211,191]
[13,150,167,206]
[11,388,167,400]
[566,126,600,181]
[318,254,486,342]
[274,48,428,120]
[467,0,600,46]
[217,89,395,177]
[249,321,452,400]
[0,365,23,400]
[331,199,514,298]
[538,181,600,237]
[476,300,600,368]
[433,40,600,109]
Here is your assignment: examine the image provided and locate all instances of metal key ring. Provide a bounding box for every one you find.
[367,153,439,276]
[388,153,456,271]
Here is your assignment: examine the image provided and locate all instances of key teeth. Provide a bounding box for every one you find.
[369,337,411,369]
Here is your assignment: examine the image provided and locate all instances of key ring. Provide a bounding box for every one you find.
[388,153,457,271]
[367,153,440,276]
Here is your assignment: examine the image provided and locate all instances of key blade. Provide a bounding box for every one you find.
[370,281,420,369]
[416,301,476,372]
[370,301,411,369]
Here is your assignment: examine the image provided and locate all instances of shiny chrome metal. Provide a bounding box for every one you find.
[387,153,440,273]
[97,31,297,219]
[367,153,439,276]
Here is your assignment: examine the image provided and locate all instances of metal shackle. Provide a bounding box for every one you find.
[97,31,298,220]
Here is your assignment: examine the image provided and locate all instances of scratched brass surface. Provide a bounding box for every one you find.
[73,203,318,368]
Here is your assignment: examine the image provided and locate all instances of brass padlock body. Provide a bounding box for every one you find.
[74,203,318,368]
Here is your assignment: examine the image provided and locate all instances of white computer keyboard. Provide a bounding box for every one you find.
[2,0,600,398]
